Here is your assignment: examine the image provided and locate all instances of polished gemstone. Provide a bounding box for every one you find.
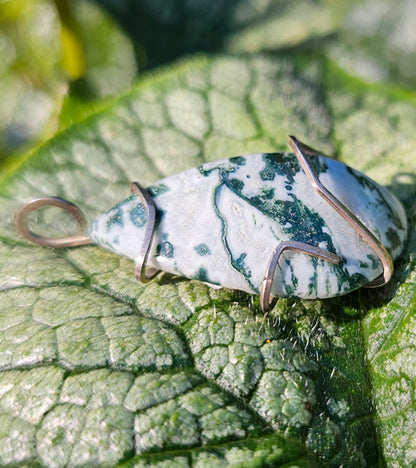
[89,153,407,299]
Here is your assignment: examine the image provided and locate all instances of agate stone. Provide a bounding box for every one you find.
[88,153,407,299]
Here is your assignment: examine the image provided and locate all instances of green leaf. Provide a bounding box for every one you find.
[0,54,415,467]
[328,0,416,88]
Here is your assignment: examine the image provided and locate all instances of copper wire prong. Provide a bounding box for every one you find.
[288,135,393,289]
[15,197,93,248]
[129,182,160,283]
[260,241,341,311]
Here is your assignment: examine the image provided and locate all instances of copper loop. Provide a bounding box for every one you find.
[15,197,92,248]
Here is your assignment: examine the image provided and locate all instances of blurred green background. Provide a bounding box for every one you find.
[0,0,414,170]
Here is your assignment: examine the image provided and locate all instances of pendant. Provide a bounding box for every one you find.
[15,136,407,311]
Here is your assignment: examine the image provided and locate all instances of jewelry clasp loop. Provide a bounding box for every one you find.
[15,197,92,248]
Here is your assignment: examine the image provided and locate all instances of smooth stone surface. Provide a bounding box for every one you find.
[88,153,407,299]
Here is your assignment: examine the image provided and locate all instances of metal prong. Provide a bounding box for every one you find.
[288,135,393,288]
[129,182,160,283]
[15,197,92,248]
[260,241,341,311]
[287,138,328,158]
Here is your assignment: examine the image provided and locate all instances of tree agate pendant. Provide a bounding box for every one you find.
[16,137,407,309]
[88,144,407,301]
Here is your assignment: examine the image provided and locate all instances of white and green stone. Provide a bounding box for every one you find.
[88,153,407,299]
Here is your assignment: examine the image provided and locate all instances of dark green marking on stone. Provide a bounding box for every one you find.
[161,241,174,258]
[231,253,252,281]
[346,166,404,230]
[260,161,377,293]
[229,178,244,191]
[156,234,174,259]
[106,207,124,231]
[306,255,371,297]
[259,153,301,183]
[229,156,246,166]
[278,249,371,298]
[283,259,298,296]
[345,272,369,291]
[156,241,174,259]
[212,183,257,292]
[245,188,336,254]
[259,168,275,181]
[334,266,369,294]
[325,277,331,297]
[308,257,319,297]
[198,158,242,178]
[147,183,169,197]
[261,188,275,200]
[194,243,211,256]
[104,196,138,232]
[367,254,379,270]
[385,226,402,252]
[155,208,166,227]
[195,267,209,282]
[129,203,147,228]
[330,250,371,294]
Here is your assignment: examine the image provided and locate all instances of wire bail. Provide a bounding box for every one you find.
[15,197,92,248]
